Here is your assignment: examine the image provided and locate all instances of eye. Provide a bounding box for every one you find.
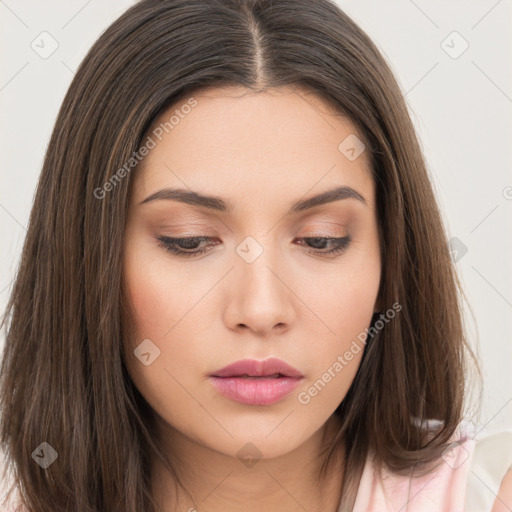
[156,235,351,258]
[295,236,351,256]
[156,236,215,258]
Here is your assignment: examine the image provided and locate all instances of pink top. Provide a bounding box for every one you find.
[351,437,476,512]
[350,429,512,512]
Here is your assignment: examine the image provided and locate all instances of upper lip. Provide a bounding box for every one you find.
[210,357,303,378]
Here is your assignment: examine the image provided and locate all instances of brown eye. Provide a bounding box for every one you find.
[156,236,217,257]
[295,236,351,256]
[156,235,351,258]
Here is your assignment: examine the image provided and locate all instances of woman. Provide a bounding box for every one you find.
[1,0,511,510]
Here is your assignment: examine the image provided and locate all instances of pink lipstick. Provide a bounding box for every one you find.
[209,357,304,406]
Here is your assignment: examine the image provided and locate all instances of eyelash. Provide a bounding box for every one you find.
[156,235,351,258]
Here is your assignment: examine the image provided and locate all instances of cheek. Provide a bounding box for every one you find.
[123,240,186,343]
[122,243,208,378]
[125,274,168,343]
[298,243,380,340]
[122,251,199,421]
[295,246,380,405]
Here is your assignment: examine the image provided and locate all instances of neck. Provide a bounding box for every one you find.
[151,414,346,512]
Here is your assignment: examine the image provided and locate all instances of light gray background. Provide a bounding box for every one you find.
[1,0,511,437]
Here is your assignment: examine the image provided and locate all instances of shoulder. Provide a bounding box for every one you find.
[353,430,477,511]
[467,430,512,512]
[492,469,512,512]
[0,484,25,512]
[0,456,25,512]
[0,485,25,512]
[352,427,512,512]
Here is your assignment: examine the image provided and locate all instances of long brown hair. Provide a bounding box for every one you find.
[0,0,481,510]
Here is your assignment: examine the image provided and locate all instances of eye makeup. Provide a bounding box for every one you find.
[155,234,352,259]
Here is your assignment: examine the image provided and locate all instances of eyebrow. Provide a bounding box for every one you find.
[139,185,366,214]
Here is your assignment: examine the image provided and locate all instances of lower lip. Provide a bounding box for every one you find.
[209,376,303,405]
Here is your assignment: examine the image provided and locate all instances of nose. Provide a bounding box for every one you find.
[223,241,295,337]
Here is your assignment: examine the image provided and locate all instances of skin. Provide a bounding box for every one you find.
[123,85,382,512]
[492,469,512,512]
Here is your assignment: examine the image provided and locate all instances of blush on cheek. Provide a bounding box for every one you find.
[125,262,193,349]
[129,289,165,339]
[124,269,162,343]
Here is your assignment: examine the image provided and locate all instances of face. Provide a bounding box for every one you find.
[122,85,381,462]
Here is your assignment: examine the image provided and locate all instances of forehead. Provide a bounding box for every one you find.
[131,85,375,209]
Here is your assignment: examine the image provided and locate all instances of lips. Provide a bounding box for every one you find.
[210,357,303,379]
[209,358,304,406]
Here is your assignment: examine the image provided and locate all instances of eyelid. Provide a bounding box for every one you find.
[150,209,352,228]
